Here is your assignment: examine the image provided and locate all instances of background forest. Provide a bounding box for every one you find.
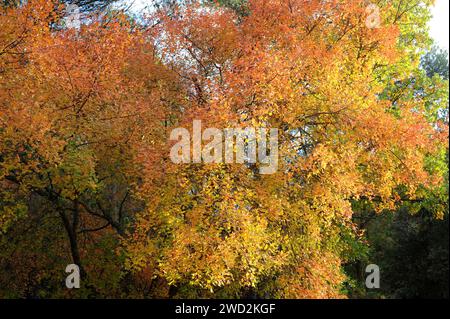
[0,0,448,299]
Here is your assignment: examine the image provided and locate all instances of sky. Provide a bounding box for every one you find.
[127,0,449,51]
[429,0,449,50]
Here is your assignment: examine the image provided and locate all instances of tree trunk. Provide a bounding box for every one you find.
[59,201,86,279]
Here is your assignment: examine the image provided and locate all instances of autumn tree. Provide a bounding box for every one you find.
[0,0,448,298]
[122,0,448,298]
[349,45,449,298]
[1,0,183,297]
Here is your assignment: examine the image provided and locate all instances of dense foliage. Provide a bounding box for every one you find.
[0,0,448,298]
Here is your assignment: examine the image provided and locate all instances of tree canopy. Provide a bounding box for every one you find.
[0,0,448,298]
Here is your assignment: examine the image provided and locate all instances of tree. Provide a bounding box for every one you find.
[0,0,448,298]
[122,0,447,298]
[422,46,449,80]
[1,0,183,297]
[349,44,449,299]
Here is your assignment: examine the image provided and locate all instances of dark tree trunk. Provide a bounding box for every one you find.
[59,200,86,279]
